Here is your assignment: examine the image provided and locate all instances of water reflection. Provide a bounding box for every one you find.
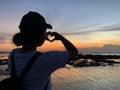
[52,65,120,90]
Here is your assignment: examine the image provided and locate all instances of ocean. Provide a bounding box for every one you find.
[0,52,120,90]
[0,52,9,60]
[52,65,120,90]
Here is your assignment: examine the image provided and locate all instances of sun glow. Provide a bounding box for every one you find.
[0,43,15,51]
[37,41,66,52]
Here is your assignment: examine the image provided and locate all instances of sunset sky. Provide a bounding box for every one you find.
[0,0,120,51]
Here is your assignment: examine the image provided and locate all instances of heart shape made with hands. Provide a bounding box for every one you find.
[46,32,55,42]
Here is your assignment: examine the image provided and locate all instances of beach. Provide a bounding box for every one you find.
[0,64,120,90]
[51,65,120,90]
[0,53,120,90]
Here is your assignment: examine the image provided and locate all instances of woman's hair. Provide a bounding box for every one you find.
[13,11,52,46]
[13,33,23,46]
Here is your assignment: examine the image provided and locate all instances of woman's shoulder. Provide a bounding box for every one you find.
[10,48,20,54]
[9,48,38,58]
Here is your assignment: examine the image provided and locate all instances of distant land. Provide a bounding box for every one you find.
[78,44,120,55]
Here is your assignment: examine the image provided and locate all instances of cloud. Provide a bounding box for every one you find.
[0,32,11,43]
[61,23,120,35]
[61,30,94,35]
[96,23,120,32]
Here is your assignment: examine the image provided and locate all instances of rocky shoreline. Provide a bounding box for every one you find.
[0,54,120,75]
[69,54,120,67]
[0,54,120,67]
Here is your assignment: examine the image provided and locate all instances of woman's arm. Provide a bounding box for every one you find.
[49,32,78,63]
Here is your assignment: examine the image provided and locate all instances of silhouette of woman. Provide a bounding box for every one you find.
[8,11,78,90]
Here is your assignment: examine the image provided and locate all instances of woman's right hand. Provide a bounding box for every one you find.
[51,32,62,41]
[46,32,62,42]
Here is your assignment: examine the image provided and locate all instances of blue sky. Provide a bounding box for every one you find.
[0,0,120,50]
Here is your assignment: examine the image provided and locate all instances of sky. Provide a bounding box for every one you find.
[0,0,120,51]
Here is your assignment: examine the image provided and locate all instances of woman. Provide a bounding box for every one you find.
[8,11,78,90]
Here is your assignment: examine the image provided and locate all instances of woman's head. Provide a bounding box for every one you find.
[13,11,52,46]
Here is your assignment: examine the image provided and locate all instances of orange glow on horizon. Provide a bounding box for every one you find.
[0,43,15,51]
[0,39,119,52]
[38,41,66,51]
[0,41,105,52]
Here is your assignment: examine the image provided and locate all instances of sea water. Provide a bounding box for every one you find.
[52,65,120,90]
[0,52,120,90]
[0,52,9,60]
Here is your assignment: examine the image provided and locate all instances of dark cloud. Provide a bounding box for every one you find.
[97,23,120,32]
[61,30,94,35]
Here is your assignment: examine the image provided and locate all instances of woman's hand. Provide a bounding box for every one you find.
[46,32,62,42]
[51,32,62,41]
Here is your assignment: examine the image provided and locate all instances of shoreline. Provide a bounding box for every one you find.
[0,54,120,67]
